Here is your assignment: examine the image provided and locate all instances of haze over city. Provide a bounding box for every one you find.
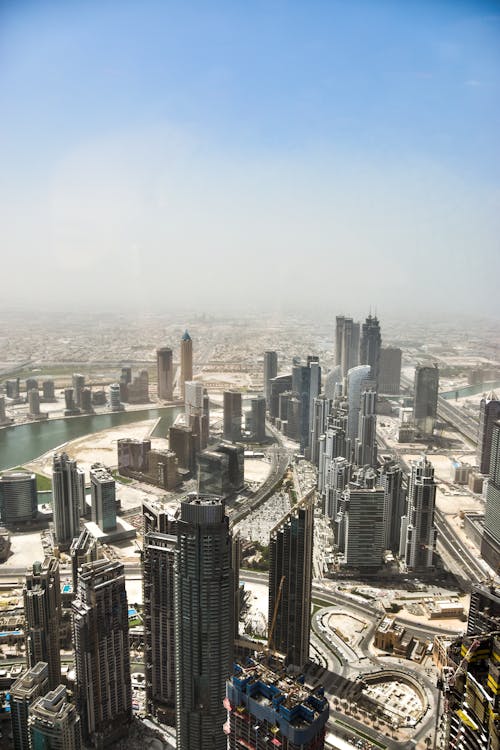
[1,0,499,317]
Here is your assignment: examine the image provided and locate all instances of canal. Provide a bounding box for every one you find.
[0,406,182,471]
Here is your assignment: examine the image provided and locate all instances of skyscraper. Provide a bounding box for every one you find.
[379,459,406,553]
[0,471,38,524]
[143,526,177,725]
[400,455,437,570]
[157,347,174,401]
[413,364,439,435]
[52,453,84,550]
[223,390,242,442]
[226,660,329,750]
[354,389,378,468]
[28,388,41,417]
[72,373,85,408]
[336,316,360,377]
[341,467,385,569]
[28,684,81,750]
[481,420,500,569]
[72,559,132,747]
[268,493,313,669]
[175,495,234,750]
[250,395,266,442]
[263,350,278,409]
[477,392,500,475]
[10,661,49,750]
[379,347,402,394]
[360,314,382,385]
[89,463,116,533]
[180,330,193,399]
[467,582,500,635]
[24,558,61,690]
[108,382,122,411]
[346,364,371,440]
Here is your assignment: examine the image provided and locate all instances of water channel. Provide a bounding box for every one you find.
[0,406,182,471]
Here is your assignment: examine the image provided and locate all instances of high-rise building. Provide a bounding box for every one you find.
[341,467,385,569]
[108,382,122,411]
[117,438,151,475]
[0,395,11,424]
[143,526,177,725]
[467,583,500,635]
[157,347,174,401]
[336,316,360,377]
[379,459,405,553]
[180,330,193,400]
[25,378,38,393]
[70,529,100,591]
[72,374,85,408]
[10,661,49,750]
[42,380,56,402]
[360,314,382,385]
[28,388,41,417]
[223,390,242,442]
[28,684,81,750]
[400,455,437,570]
[0,471,38,524]
[379,347,402,394]
[354,389,378,468]
[127,369,150,403]
[72,559,132,747]
[89,463,116,533]
[346,364,371,440]
[64,388,80,416]
[413,364,439,435]
[440,631,500,750]
[175,494,234,750]
[324,456,351,522]
[6,378,20,399]
[250,395,266,442]
[226,660,329,750]
[24,558,61,690]
[482,421,500,569]
[198,444,244,497]
[268,493,313,669]
[269,374,293,420]
[168,425,196,472]
[263,350,278,409]
[310,394,330,465]
[478,392,500,475]
[52,453,84,550]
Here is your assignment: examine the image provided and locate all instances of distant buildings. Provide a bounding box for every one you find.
[226,660,329,750]
[127,369,149,403]
[0,471,38,524]
[413,364,439,435]
[72,559,132,747]
[157,347,174,401]
[72,374,85,408]
[400,455,437,571]
[180,330,193,400]
[346,364,371,441]
[250,395,266,442]
[477,392,500,475]
[263,350,278,409]
[52,453,84,550]
[24,558,62,690]
[175,495,234,750]
[108,382,122,411]
[269,374,292,421]
[481,420,500,569]
[116,438,180,489]
[28,684,81,750]
[268,494,314,669]
[354,389,378,468]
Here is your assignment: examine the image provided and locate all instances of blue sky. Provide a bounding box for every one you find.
[1,0,499,317]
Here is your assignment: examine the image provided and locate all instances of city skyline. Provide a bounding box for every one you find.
[0,1,499,316]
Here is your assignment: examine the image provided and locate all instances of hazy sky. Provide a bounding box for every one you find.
[1,0,499,318]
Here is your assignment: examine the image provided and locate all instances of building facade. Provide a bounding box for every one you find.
[482,421,500,569]
[223,390,242,442]
[72,559,132,748]
[29,684,81,750]
[175,495,235,750]
[52,453,84,549]
[0,471,38,524]
[413,364,439,436]
[180,330,193,399]
[400,455,438,571]
[360,314,382,385]
[24,558,61,690]
[268,494,314,669]
[10,661,49,750]
[263,351,278,409]
[478,392,500,475]
[89,464,116,533]
[157,347,174,401]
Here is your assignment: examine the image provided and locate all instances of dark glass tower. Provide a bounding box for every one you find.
[175,495,234,750]
[360,314,382,385]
